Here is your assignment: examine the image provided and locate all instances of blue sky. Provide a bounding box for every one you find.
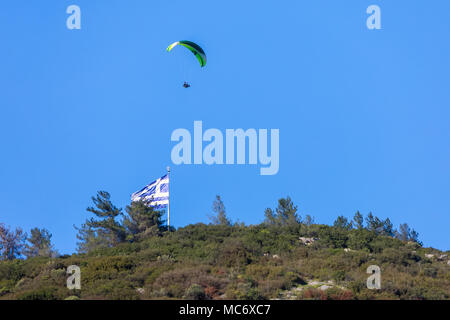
[0,1,449,254]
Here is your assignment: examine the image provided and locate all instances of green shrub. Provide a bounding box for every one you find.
[17,287,60,300]
[184,284,206,300]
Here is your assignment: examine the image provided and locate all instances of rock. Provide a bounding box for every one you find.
[319,285,332,291]
[299,237,318,246]
[157,254,174,262]
[272,254,280,259]
[438,254,448,261]
[136,288,145,295]
[425,254,435,259]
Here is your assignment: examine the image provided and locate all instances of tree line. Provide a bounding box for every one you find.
[0,224,57,260]
[262,197,420,243]
[0,193,421,261]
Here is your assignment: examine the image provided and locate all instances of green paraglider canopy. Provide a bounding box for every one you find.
[167,40,207,67]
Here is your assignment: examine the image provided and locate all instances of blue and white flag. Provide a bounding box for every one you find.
[131,174,169,209]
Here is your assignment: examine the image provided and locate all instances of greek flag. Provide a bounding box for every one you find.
[131,174,169,209]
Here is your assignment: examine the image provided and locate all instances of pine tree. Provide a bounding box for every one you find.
[304,215,315,226]
[264,197,300,226]
[264,208,276,225]
[334,216,352,230]
[395,223,420,244]
[409,229,420,244]
[366,212,384,234]
[75,191,126,253]
[352,211,364,229]
[0,224,26,260]
[209,195,231,226]
[74,222,113,254]
[382,218,395,237]
[123,200,165,241]
[24,228,57,258]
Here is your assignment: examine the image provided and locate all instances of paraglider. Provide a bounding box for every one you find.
[167,40,206,87]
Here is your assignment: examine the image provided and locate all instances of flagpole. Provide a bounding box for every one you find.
[166,166,170,230]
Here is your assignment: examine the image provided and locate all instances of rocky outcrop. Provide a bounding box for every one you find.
[278,279,346,300]
[136,288,145,295]
[437,254,448,261]
[299,237,318,246]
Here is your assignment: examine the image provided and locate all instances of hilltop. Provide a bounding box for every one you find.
[1,223,449,300]
[0,195,449,300]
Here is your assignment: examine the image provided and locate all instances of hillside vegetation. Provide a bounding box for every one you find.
[0,195,449,300]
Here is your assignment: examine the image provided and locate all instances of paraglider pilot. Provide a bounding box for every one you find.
[167,41,206,89]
